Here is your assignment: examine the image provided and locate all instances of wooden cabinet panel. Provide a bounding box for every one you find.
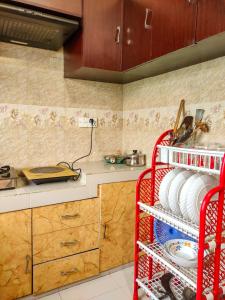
[123,0,152,70]
[33,249,99,294]
[148,0,197,60]
[99,181,136,272]
[0,210,32,300]
[33,198,100,235]
[11,0,82,17]
[33,223,100,264]
[83,0,124,71]
[196,0,225,41]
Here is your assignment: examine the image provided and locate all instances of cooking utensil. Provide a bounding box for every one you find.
[23,166,77,185]
[183,287,196,300]
[104,155,127,164]
[125,150,146,167]
[0,166,17,190]
[172,116,194,145]
[158,273,177,300]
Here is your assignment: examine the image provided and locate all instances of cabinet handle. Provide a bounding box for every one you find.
[144,8,153,29]
[25,255,31,274]
[61,213,79,220]
[103,224,108,239]
[115,26,121,44]
[60,240,79,247]
[60,268,79,276]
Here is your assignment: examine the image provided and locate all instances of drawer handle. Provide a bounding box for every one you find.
[60,240,79,247]
[61,268,79,276]
[61,214,80,220]
[25,255,31,274]
[144,8,153,29]
[115,26,121,44]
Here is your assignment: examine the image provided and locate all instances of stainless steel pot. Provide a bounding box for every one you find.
[125,150,146,167]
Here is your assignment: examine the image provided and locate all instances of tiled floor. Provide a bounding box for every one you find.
[40,266,148,300]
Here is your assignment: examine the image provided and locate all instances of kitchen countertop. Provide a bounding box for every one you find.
[0,161,146,213]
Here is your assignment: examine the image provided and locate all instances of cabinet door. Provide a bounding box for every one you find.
[196,0,225,41]
[0,210,32,300]
[11,0,82,17]
[149,0,197,59]
[99,181,136,272]
[123,0,152,70]
[83,0,123,71]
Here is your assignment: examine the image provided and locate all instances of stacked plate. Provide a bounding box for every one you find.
[159,168,218,225]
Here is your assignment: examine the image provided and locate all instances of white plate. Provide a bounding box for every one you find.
[168,170,193,216]
[186,175,218,225]
[179,173,201,221]
[159,168,184,210]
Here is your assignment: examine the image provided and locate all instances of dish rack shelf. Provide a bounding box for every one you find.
[133,130,225,300]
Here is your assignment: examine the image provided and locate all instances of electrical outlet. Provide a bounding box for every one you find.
[79,118,98,128]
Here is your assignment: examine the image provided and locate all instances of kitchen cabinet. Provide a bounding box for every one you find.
[99,181,136,272]
[64,0,124,79]
[196,0,225,42]
[33,249,99,294]
[10,0,82,17]
[148,0,197,60]
[0,210,32,300]
[122,0,152,70]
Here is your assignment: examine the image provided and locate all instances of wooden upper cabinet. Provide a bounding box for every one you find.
[83,0,124,71]
[0,210,32,300]
[149,0,197,60]
[64,0,124,80]
[196,0,225,41]
[123,0,152,70]
[10,0,82,17]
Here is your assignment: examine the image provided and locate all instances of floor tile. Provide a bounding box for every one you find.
[88,287,131,300]
[60,274,119,300]
[110,266,134,290]
[40,293,61,300]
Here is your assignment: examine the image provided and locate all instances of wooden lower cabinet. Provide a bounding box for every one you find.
[33,223,100,264]
[32,198,100,235]
[33,249,100,294]
[99,181,136,272]
[0,210,32,300]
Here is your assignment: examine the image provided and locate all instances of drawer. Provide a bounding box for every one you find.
[33,249,99,294]
[33,223,99,264]
[33,198,100,235]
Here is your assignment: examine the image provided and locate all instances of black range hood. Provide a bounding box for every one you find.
[0,2,79,50]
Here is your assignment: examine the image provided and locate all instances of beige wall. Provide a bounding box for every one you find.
[0,42,123,168]
[0,41,225,168]
[123,56,225,164]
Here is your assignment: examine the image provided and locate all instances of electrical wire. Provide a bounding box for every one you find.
[57,121,94,181]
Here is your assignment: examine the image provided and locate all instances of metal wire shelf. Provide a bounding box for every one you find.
[137,241,197,291]
[138,202,199,240]
[136,275,185,300]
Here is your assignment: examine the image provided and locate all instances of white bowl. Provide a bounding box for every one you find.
[163,239,199,268]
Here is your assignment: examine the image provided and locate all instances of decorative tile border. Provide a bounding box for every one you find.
[0,103,123,129]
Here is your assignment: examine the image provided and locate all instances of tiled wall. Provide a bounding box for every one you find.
[123,56,225,164]
[0,42,123,168]
[0,41,225,168]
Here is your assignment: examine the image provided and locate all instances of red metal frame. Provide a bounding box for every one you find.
[133,130,225,300]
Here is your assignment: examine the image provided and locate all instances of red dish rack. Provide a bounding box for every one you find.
[133,130,225,300]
